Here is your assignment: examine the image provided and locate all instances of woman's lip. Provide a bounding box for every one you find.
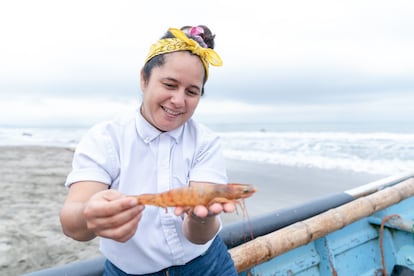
[162,106,183,116]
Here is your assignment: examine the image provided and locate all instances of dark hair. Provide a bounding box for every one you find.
[142,25,216,95]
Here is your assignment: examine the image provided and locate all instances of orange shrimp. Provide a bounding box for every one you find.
[132,182,256,209]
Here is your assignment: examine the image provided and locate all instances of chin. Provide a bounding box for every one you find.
[156,122,179,132]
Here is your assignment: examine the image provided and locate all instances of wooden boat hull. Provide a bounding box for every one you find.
[231,174,414,275]
[238,194,414,275]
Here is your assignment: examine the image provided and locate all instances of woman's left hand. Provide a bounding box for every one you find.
[174,202,236,218]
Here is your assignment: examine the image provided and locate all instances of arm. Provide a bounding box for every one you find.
[59,181,145,242]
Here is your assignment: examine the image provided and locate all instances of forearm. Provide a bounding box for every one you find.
[182,213,221,244]
[60,181,108,241]
[60,202,96,241]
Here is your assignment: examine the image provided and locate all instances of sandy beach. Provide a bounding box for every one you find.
[0,146,385,275]
[0,146,101,276]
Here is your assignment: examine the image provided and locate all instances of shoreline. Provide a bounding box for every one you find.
[0,146,387,275]
[222,158,385,223]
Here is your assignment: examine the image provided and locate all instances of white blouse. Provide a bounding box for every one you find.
[65,109,227,274]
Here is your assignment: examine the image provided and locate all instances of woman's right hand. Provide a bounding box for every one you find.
[60,181,145,243]
[83,189,145,242]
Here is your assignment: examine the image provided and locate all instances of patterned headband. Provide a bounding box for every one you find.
[144,28,223,79]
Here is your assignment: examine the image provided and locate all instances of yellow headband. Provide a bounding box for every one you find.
[144,28,223,79]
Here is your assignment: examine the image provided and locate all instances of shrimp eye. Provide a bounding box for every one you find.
[243,185,256,194]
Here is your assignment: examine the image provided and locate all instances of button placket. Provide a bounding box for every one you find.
[157,134,185,264]
[157,133,171,192]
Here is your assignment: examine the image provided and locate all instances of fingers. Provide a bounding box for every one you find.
[193,205,210,217]
[174,206,189,216]
[89,190,138,217]
[174,201,238,218]
[96,207,144,242]
[191,202,237,218]
[86,203,144,230]
[84,190,145,242]
[222,202,236,213]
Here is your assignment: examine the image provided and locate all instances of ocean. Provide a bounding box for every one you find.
[1,121,413,176]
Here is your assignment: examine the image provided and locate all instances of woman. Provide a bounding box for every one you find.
[60,25,238,275]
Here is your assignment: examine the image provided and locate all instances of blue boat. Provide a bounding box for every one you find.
[25,173,414,276]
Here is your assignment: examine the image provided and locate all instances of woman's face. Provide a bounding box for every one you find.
[140,51,204,132]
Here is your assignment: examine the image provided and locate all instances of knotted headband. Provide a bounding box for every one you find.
[144,28,223,79]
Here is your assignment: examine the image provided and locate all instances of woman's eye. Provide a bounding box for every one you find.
[187,90,199,96]
[164,83,176,89]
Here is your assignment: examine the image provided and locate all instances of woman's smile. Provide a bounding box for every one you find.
[161,105,184,117]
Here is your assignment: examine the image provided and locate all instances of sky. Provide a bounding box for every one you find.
[0,0,413,128]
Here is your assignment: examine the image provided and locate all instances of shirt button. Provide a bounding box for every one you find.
[144,137,150,143]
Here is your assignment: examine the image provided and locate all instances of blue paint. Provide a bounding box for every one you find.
[242,196,414,275]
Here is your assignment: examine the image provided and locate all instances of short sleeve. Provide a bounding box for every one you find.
[65,123,120,187]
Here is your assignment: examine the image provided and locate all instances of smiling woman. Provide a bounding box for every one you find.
[58,25,241,275]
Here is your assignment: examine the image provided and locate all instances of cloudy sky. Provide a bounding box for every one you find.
[0,0,413,127]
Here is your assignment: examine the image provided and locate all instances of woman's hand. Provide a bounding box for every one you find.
[174,202,236,218]
[175,201,237,244]
[83,189,145,242]
[60,181,145,243]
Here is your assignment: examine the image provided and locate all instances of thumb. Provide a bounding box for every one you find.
[101,189,124,201]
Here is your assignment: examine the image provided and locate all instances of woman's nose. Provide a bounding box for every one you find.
[170,91,185,106]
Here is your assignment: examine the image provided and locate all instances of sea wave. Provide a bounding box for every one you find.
[0,127,88,148]
[219,131,414,175]
[1,127,412,176]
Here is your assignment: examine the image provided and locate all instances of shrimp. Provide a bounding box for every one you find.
[132,182,256,209]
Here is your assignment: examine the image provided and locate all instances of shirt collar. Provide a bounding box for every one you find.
[135,109,183,144]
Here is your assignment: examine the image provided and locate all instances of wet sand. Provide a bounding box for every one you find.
[0,146,385,275]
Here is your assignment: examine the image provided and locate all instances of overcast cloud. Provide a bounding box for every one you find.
[0,0,413,126]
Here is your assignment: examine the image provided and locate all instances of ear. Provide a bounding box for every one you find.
[140,69,147,91]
